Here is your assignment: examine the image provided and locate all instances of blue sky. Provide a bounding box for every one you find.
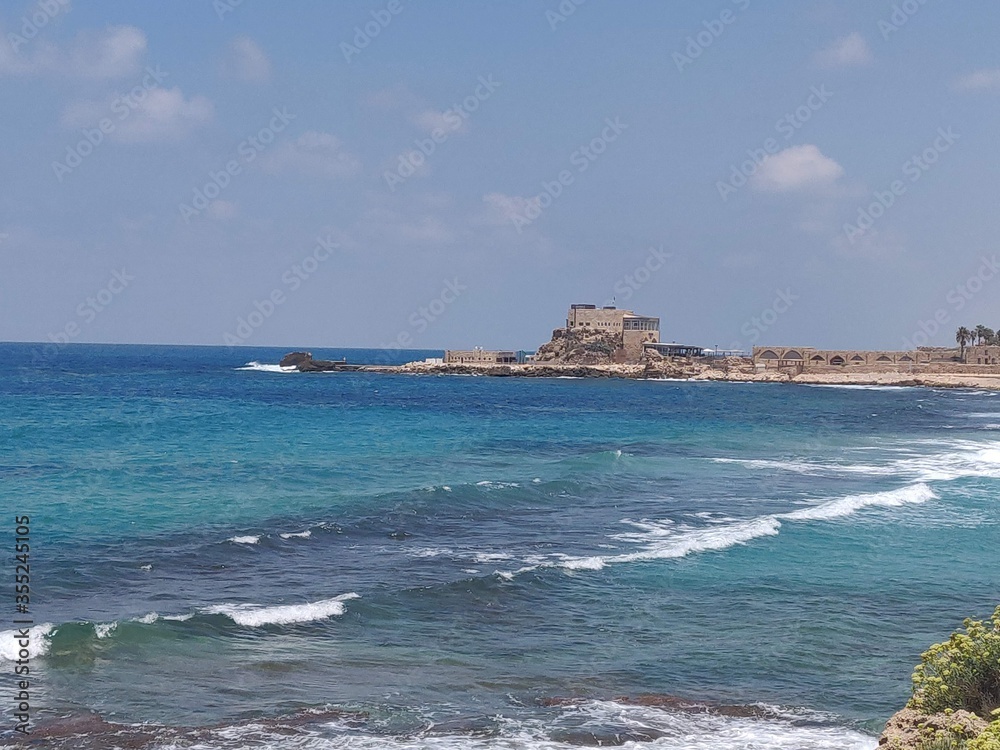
[2,0,999,352]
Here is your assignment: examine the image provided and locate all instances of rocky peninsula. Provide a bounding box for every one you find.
[279,351,1000,391]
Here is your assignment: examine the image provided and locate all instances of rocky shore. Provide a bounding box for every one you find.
[280,352,1000,390]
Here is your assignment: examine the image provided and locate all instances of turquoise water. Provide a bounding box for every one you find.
[1,343,998,749]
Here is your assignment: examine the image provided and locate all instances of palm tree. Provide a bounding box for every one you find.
[956,326,971,361]
[984,327,996,347]
[975,325,989,346]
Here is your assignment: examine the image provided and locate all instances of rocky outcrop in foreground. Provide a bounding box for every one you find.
[879,708,988,749]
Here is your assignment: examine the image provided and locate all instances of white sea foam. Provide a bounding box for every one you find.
[140,563,152,571]
[0,623,54,661]
[712,457,897,476]
[236,361,297,373]
[94,622,118,639]
[475,480,520,489]
[185,699,875,750]
[228,535,261,545]
[783,483,936,521]
[280,530,312,539]
[473,552,512,563]
[500,483,936,579]
[204,593,359,627]
[136,612,160,624]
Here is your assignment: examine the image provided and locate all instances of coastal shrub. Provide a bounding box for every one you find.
[968,720,1000,750]
[910,607,1000,718]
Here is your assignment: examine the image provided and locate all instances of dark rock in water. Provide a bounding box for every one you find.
[279,351,354,372]
[279,351,314,368]
[551,728,669,746]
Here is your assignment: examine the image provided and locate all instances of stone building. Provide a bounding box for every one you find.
[444,349,519,365]
[750,346,972,372]
[564,304,660,362]
[967,345,1000,365]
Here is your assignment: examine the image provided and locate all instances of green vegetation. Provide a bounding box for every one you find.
[907,606,1000,749]
[954,326,997,362]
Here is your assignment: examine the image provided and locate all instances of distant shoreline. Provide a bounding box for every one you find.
[329,361,1000,391]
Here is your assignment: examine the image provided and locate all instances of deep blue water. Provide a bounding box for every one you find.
[1,343,998,749]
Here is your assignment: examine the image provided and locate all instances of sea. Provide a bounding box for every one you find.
[1,342,998,749]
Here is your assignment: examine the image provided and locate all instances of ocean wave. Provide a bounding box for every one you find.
[0,623,54,661]
[203,593,360,627]
[228,534,261,545]
[712,457,898,476]
[32,699,873,750]
[497,483,936,578]
[236,361,297,373]
[714,439,1000,483]
[280,530,312,539]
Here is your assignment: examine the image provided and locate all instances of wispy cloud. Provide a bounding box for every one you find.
[62,86,214,142]
[953,68,1000,92]
[0,25,146,78]
[220,36,271,83]
[814,32,873,69]
[260,131,361,178]
[752,145,844,193]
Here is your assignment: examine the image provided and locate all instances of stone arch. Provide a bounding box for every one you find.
[851,355,864,362]
[900,355,913,362]
[783,350,804,360]
[811,355,825,362]
[876,355,892,362]
[759,350,779,360]
[830,355,846,365]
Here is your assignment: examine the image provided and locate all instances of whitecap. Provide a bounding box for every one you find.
[204,593,359,627]
[236,361,297,373]
[94,622,118,639]
[0,623,54,661]
[280,530,312,539]
[228,535,261,545]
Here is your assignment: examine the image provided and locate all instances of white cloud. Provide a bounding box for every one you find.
[207,200,239,220]
[261,131,361,178]
[814,32,872,68]
[953,68,1000,92]
[221,36,271,83]
[482,192,541,225]
[412,109,466,134]
[61,86,213,142]
[0,25,146,78]
[115,88,213,142]
[752,145,844,193]
[831,228,905,259]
